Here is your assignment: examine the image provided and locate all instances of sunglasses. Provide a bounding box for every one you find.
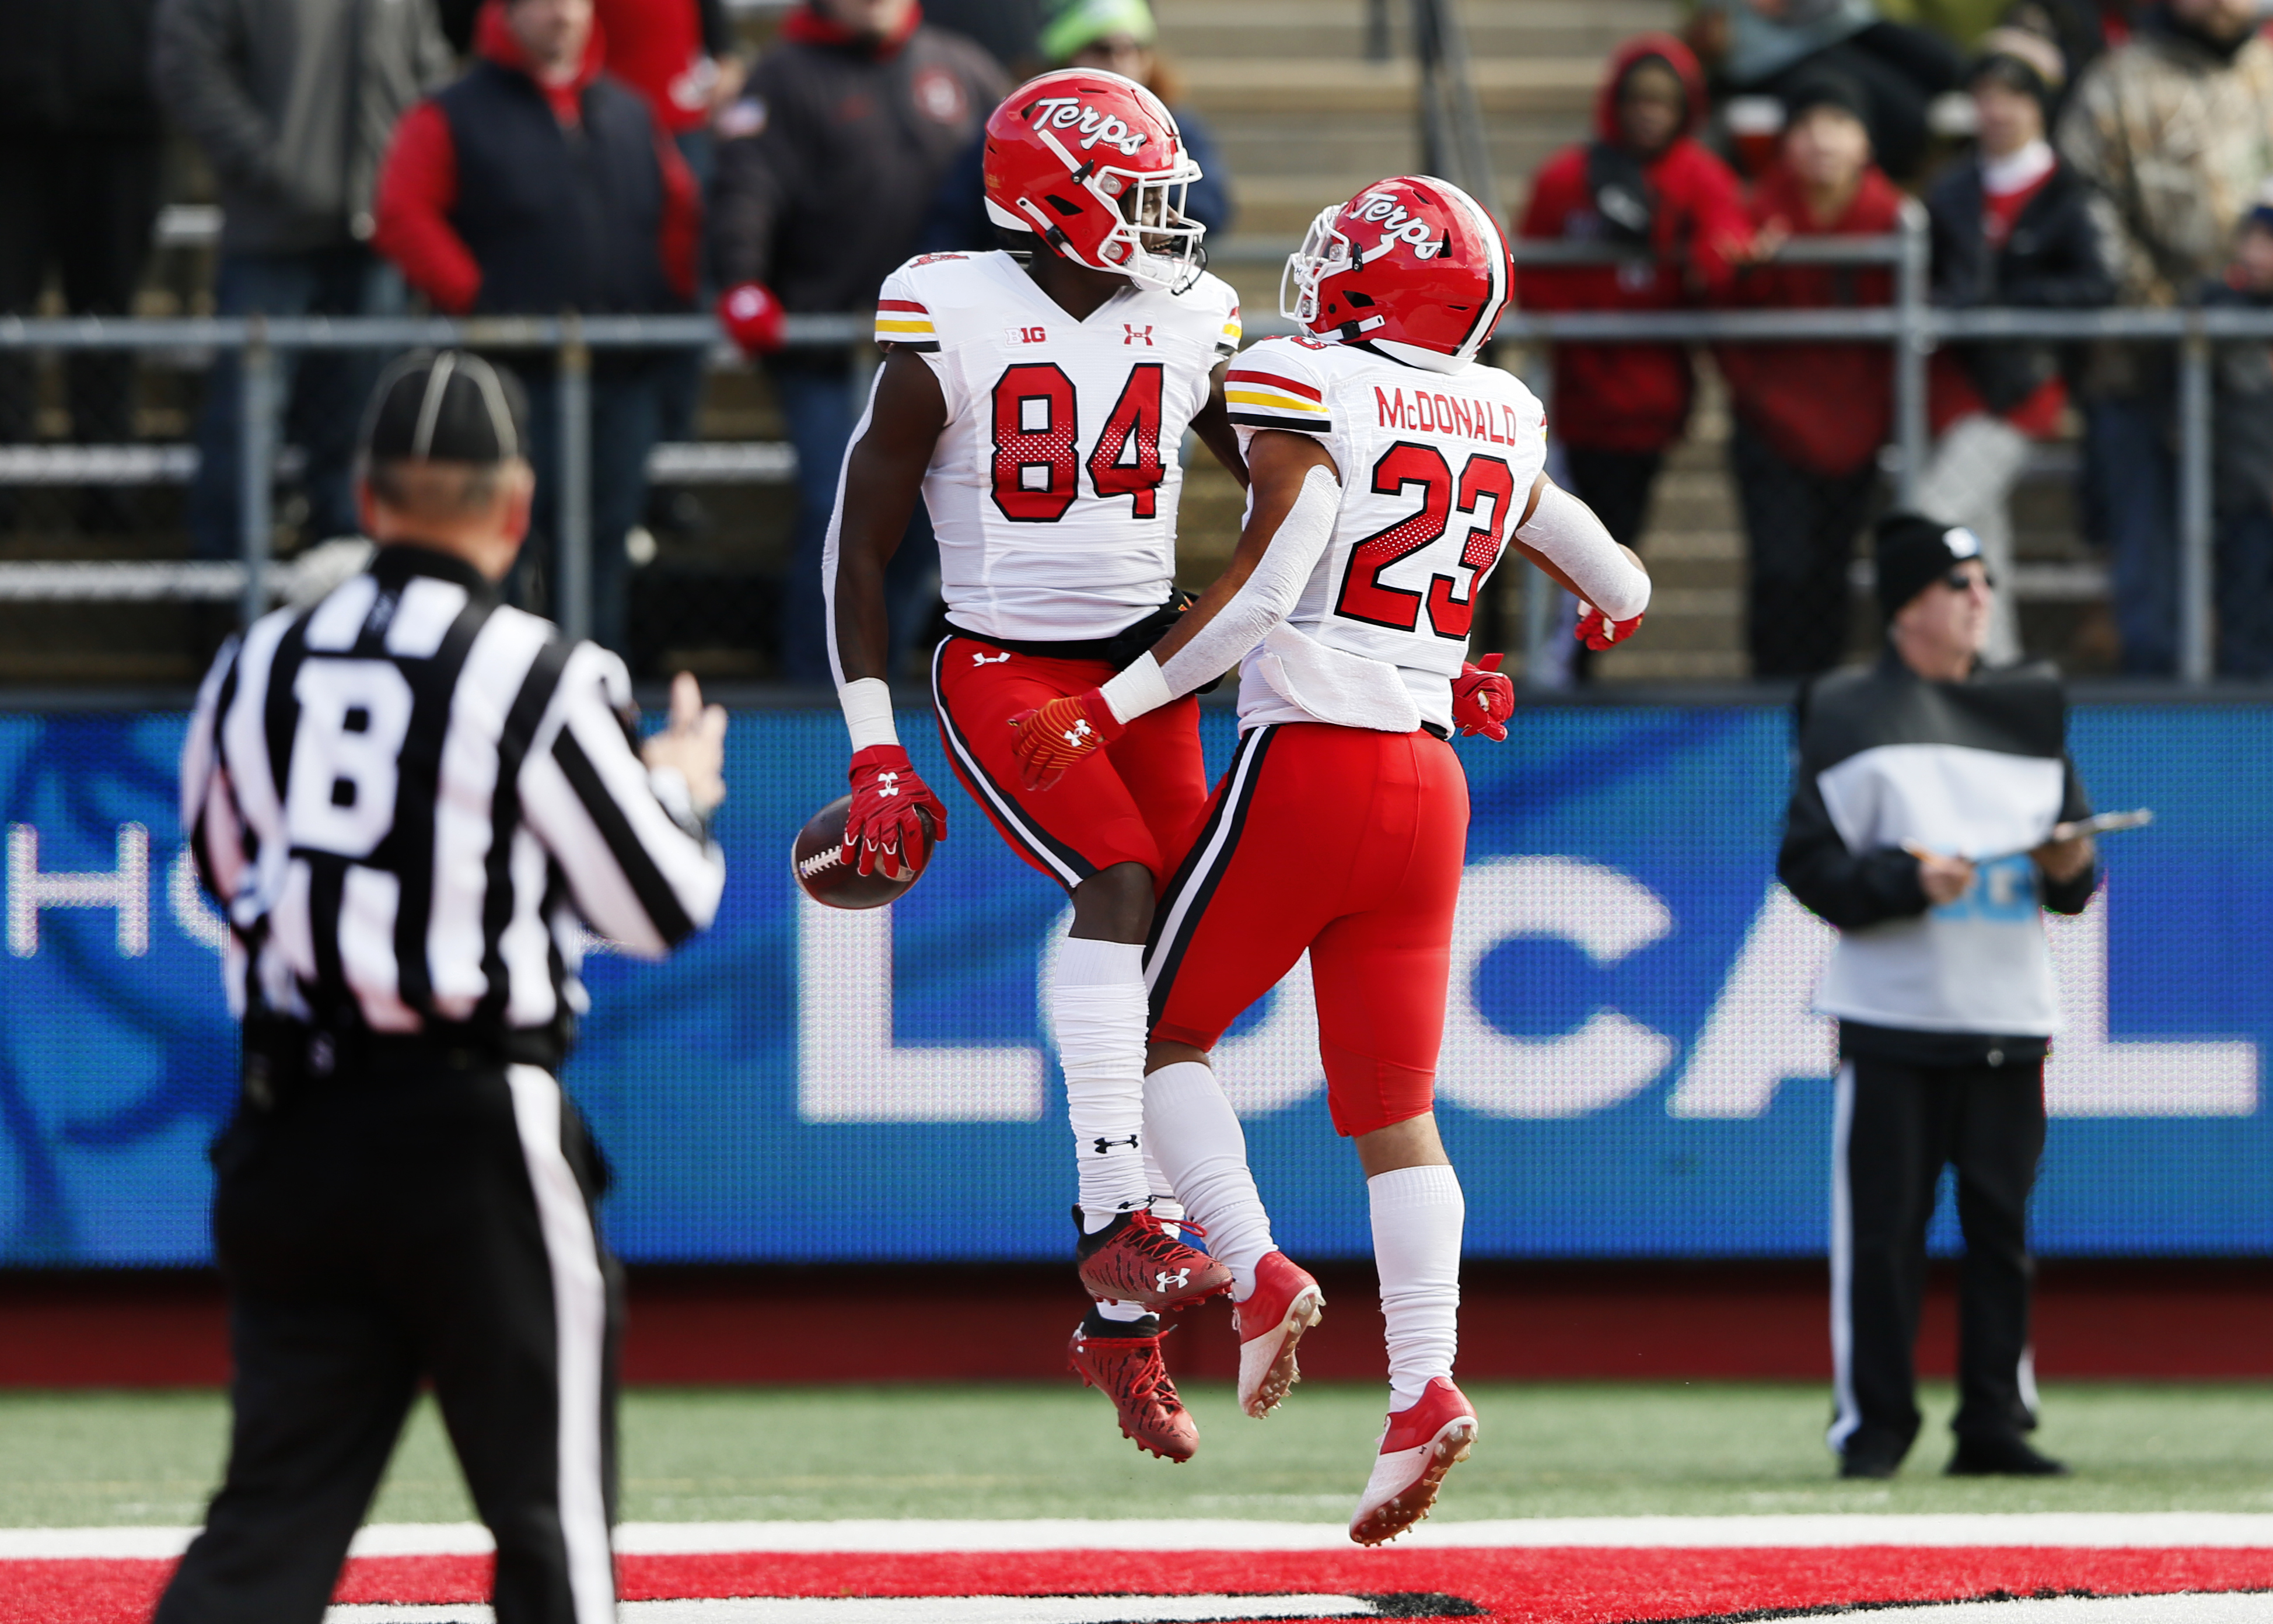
[1942,567,1995,591]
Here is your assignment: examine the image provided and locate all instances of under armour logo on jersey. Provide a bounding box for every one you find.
[1091,1133,1139,1155]
[876,771,900,798]
[973,650,1010,666]
[1155,1268,1191,1293]
[1124,324,1154,346]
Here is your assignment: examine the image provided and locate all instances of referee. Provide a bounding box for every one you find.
[162,352,727,1623]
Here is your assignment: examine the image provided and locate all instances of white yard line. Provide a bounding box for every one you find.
[6,1514,2273,1561]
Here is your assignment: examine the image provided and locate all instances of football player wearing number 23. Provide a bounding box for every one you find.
[1010,176,1652,1541]
[822,69,1251,1458]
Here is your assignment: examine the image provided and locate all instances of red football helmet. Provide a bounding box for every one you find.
[1281,176,1513,372]
[982,68,1206,293]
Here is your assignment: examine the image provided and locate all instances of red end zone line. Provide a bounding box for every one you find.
[11,1548,2273,1624]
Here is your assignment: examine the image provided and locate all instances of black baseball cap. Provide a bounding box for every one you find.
[1876,510,1984,620]
[361,351,529,465]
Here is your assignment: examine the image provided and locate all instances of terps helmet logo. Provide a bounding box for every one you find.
[1025,95,1149,157]
[1351,190,1447,258]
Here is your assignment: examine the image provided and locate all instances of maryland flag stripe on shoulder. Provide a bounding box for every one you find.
[876,299,939,351]
[1225,367,1330,433]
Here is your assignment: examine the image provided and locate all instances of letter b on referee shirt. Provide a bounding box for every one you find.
[286,662,415,859]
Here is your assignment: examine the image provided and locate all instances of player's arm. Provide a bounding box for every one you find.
[1189,362,1250,488]
[1510,471,1652,650]
[1008,429,1340,789]
[827,345,953,876]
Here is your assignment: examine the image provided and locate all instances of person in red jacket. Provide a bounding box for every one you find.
[1714,71,1903,679]
[1518,33,1752,612]
[372,0,702,657]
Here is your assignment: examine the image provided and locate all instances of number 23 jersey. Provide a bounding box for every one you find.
[1224,336,1547,732]
[866,250,1240,644]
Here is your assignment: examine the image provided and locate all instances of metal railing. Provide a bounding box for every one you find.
[1,208,2268,681]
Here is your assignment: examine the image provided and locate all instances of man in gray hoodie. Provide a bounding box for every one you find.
[153,0,453,567]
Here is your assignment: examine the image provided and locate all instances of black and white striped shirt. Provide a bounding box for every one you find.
[180,544,725,1045]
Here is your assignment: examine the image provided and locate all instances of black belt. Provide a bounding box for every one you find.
[1423,722,1451,741]
[240,1015,570,1112]
[945,598,1184,670]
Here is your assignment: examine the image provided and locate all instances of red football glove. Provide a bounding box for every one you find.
[844,745,947,879]
[1450,652,1515,741]
[717,281,786,356]
[1008,691,1124,791]
[1576,603,1645,651]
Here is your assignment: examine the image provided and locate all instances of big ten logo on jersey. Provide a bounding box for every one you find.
[990,362,1166,523]
[1931,854,2039,922]
[1005,325,1049,345]
[1375,383,1530,450]
[1338,437,1518,642]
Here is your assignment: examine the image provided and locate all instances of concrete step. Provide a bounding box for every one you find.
[1157,0,1677,61]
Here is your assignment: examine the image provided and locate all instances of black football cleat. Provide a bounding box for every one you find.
[1946,1433,2069,1476]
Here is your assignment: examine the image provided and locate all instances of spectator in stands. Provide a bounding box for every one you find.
[591,0,745,543]
[2059,0,2273,674]
[1916,33,2113,665]
[153,0,453,562]
[0,0,164,533]
[709,0,1003,684]
[2204,198,2273,678]
[1715,72,1903,678]
[372,0,702,658]
[1519,32,1751,670]
[1687,0,1963,180]
[919,0,1235,255]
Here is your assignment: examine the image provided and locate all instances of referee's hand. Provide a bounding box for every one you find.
[642,671,728,816]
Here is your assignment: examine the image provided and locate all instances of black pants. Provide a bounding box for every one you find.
[0,128,162,527]
[1831,1054,2045,1465]
[1730,420,1878,679]
[156,1056,623,1624]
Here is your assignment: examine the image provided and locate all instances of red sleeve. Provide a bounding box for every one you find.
[656,130,702,303]
[372,101,482,316]
[1677,148,1754,299]
[1513,149,1590,312]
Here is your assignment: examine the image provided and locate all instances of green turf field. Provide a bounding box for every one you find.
[3,1382,2271,1527]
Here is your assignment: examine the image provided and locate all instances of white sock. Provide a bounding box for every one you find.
[1054,937,1151,1232]
[1091,1299,1152,1324]
[1369,1163,1463,1409]
[1144,1060,1275,1299]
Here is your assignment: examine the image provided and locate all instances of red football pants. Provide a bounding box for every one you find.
[1147,722,1469,1137]
[930,634,1209,890]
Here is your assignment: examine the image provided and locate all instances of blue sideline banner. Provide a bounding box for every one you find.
[0,704,2265,1266]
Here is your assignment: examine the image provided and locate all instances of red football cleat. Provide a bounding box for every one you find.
[1235,1251,1324,1418]
[1073,1206,1232,1311]
[1069,1316,1198,1462]
[1348,1377,1478,1546]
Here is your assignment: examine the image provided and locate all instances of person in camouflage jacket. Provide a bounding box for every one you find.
[2055,0,2273,673]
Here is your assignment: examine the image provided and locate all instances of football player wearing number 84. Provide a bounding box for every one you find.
[1009,175,1652,1541]
[822,70,1253,1459]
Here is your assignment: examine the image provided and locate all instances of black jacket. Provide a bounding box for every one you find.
[1780,648,2097,1067]
[708,23,1005,321]
[2204,277,2273,515]
[1925,157,2114,415]
[0,0,161,134]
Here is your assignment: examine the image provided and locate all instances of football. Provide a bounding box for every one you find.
[791,793,935,909]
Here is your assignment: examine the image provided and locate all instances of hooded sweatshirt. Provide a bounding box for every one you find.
[373,0,700,315]
[1517,36,1753,453]
[1714,158,1903,478]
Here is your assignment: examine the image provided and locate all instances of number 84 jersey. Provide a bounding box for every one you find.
[866,250,1241,643]
[1224,336,1548,732]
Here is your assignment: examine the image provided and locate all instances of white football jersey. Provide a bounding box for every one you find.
[1223,336,1548,732]
[861,250,1240,644]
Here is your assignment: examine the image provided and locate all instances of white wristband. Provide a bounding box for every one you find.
[838,677,900,752]
[1098,651,1174,725]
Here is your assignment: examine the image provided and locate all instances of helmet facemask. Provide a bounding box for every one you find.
[1280,204,1383,338]
[1096,156,1207,292]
